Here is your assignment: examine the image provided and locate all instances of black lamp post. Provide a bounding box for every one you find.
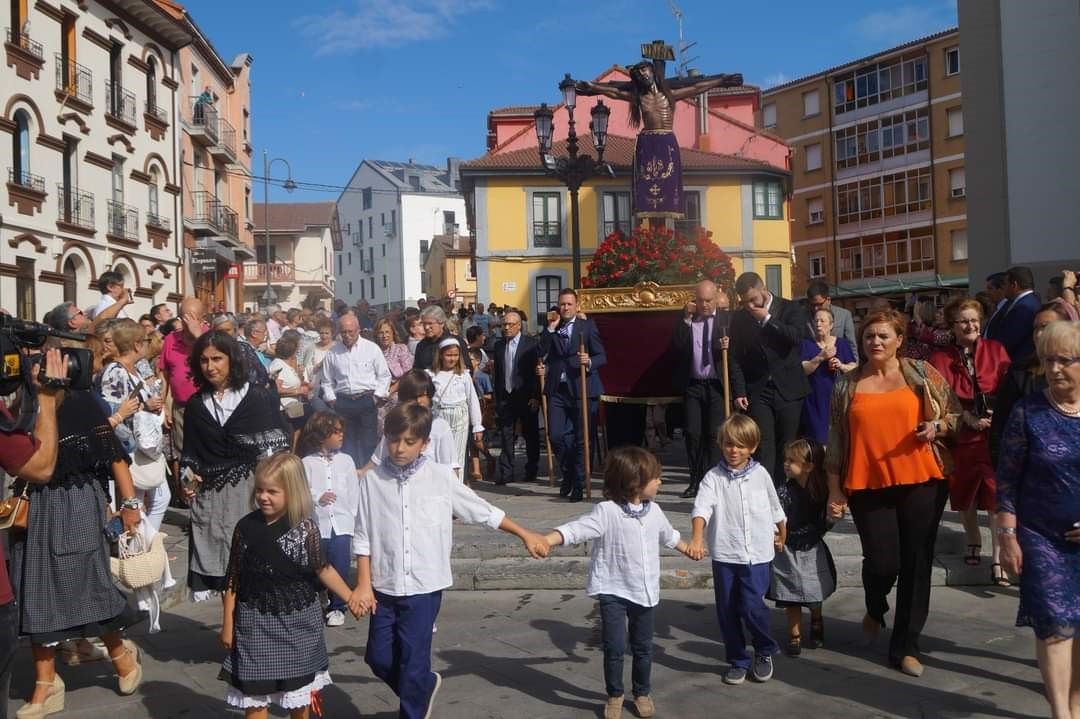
[533,74,611,289]
[261,150,297,308]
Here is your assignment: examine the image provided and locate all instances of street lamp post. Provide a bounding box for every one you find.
[261,150,297,308]
[533,74,611,289]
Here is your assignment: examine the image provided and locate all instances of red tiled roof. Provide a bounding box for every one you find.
[433,234,473,255]
[489,105,542,116]
[461,134,781,174]
[252,202,336,232]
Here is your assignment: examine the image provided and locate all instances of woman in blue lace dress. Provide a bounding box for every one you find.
[997,321,1080,719]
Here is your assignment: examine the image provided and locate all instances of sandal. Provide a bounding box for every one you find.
[110,640,143,696]
[785,635,802,657]
[965,544,981,566]
[991,563,1011,587]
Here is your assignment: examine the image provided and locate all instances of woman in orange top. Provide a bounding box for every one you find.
[825,309,960,678]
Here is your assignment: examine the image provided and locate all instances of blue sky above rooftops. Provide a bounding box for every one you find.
[185,0,956,201]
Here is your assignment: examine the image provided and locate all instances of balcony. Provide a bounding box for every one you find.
[837,231,935,283]
[7,167,46,215]
[532,221,561,248]
[184,99,219,147]
[187,190,238,241]
[602,220,630,237]
[56,185,94,233]
[107,200,139,243]
[145,100,168,124]
[105,82,137,133]
[209,115,237,163]
[243,261,295,283]
[146,212,171,231]
[8,167,44,194]
[5,28,44,81]
[54,55,92,111]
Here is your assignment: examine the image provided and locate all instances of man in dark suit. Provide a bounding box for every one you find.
[987,265,1041,362]
[729,272,809,482]
[537,288,606,502]
[491,310,540,484]
[672,280,731,498]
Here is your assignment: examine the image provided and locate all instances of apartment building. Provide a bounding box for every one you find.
[154,0,255,312]
[1,0,191,320]
[422,232,476,308]
[249,202,339,312]
[335,159,468,310]
[762,28,966,312]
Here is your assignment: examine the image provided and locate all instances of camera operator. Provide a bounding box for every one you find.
[0,348,66,719]
[88,271,134,329]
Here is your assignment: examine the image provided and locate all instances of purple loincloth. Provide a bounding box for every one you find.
[633,130,683,218]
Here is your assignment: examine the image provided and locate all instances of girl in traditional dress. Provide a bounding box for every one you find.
[427,338,483,479]
[768,438,837,657]
[219,453,359,718]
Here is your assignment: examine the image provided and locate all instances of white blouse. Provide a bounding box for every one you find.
[269,358,304,410]
[428,370,483,432]
[202,383,250,426]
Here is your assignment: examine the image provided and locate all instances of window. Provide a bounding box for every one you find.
[420,271,428,292]
[762,103,776,128]
[189,63,199,101]
[382,274,387,288]
[146,56,157,113]
[381,244,386,257]
[256,246,276,264]
[675,191,702,234]
[949,167,966,198]
[947,107,964,137]
[368,247,373,271]
[389,209,396,235]
[242,108,250,141]
[337,255,342,275]
[420,239,429,255]
[442,210,456,235]
[347,251,352,265]
[367,216,373,239]
[752,181,783,219]
[245,186,251,219]
[535,275,562,328]
[15,257,35,321]
[148,167,160,221]
[62,257,77,303]
[531,192,562,247]
[809,255,826,278]
[601,191,632,236]
[945,47,960,76]
[348,280,353,294]
[802,90,820,117]
[836,167,931,224]
[408,175,420,191]
[805,143,822,172]
[369,277,374,298]
[111,155,124,204]
[362,188,372,210]
[838,227,934,280]
[807,197,824,224]
[833,55,927,115]
[12,109,31,183]
[765,265,782,295]
[951,229,968,260]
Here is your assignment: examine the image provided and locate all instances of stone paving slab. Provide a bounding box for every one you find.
[6,587,1044,718]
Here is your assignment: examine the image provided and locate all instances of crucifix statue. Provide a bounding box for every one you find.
[575,40,744,220]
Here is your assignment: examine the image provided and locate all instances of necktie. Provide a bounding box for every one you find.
[505,340,514,393]
[701,316,712,369]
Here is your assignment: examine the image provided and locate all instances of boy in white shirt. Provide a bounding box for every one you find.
[352,402,549,719]
[365,370,459,472]
[688,415,787,686]
[299,411,359,627]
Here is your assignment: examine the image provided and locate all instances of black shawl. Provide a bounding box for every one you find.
[180,384,290,492]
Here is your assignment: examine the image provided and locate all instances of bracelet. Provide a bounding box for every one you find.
[995,526,1017,536]
[119,497,143,511]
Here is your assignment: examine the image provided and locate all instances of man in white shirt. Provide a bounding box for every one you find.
[265,304,286,346]
[352,403,548,719]
[87,270,132,326]
[320,314,391,466]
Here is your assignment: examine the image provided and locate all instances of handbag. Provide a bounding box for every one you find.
[0,484,29,532]
[109,529,168,590]
[283,400,305,419]
[129,451,168,491]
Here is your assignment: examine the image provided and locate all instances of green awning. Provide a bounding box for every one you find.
[832,275,969,299]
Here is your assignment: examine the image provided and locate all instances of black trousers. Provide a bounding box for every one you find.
[849,479,948,662]
[747,384,803,482]
[496,391,539,482]
[684,379,726,488]
[0,601,16,719]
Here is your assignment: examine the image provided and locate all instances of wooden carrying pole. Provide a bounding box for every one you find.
[722,333,731,419]
[537,359,557,487]
[579,337,592,500]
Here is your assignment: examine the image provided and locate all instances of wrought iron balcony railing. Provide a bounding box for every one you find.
[107,200,139,241]
[8,167,45,193]
[5,27,43,59]
[57,185,94,229]
[55,54,92,105]
[106,82,136,124]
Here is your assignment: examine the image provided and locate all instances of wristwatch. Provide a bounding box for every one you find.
[119,497,143,511]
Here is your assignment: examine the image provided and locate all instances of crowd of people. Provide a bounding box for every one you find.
[0,262,1075,719]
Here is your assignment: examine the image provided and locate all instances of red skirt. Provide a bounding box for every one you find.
[948,436,996,512]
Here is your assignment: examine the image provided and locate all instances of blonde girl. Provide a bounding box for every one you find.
[427,338,483,478]
[219,454,360,719]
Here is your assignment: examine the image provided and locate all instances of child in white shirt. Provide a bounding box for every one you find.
[299,411,359,627]
[367,369,458,472]
[427,338,483,478]
[352,402,548,719]
[547,446,694,719]
[688,415,786,686]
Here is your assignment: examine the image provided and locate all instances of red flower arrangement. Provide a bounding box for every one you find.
[582,225,735,289]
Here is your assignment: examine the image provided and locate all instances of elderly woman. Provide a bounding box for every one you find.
[997,321,1080,719]
[375,318,414,393]
[269,330,310,444]
[929,298,1012,583]
[413,305,471,371]
[826,308,960,678]
[181,331,290,601]
[800,308,858,443]
[211,313,237,336]
[10,346,145,716]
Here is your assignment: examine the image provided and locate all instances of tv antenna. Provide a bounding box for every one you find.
[668,0,698,77]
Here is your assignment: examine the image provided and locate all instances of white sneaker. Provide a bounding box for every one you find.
[325,610,345,627]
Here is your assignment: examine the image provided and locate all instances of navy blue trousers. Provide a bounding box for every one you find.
[547,383,597,493]
[365,591,443,719]
[712,561,779,669]
[320,530,352,612]
[598,594,654,698]
[335,393,378,467]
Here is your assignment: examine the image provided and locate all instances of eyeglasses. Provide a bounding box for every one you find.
[1041,355,1080,368]
[952,319,979,326]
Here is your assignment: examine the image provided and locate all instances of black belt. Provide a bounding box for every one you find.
[689,377,722,384]
[339,391,374,400]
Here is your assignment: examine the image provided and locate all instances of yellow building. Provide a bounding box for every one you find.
[422,232,477,308]
[460,134,792,322]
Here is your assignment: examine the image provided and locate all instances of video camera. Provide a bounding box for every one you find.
[0,315,93,433]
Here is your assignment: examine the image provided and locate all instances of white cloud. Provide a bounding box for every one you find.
[852,3,956,45]
[295,0,493,55]
[762,72,791,89]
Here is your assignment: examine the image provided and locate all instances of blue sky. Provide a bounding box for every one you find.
[182,0,957,201]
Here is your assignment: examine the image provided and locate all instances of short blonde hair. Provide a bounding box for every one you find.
[111,318,144,354]
[944,297,984,324]
[253,453,313,527]
[1037,320,1080,360]
[717,414,761,450]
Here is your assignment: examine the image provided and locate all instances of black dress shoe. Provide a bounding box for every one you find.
[568,492,583,503]
[559,483,572,497]
[681,486,698,499]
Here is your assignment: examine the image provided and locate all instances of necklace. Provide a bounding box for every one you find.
[1047,389,1080,416]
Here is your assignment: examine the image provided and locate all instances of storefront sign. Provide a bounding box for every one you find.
[224,263,241,280]
[190,249,217,273]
